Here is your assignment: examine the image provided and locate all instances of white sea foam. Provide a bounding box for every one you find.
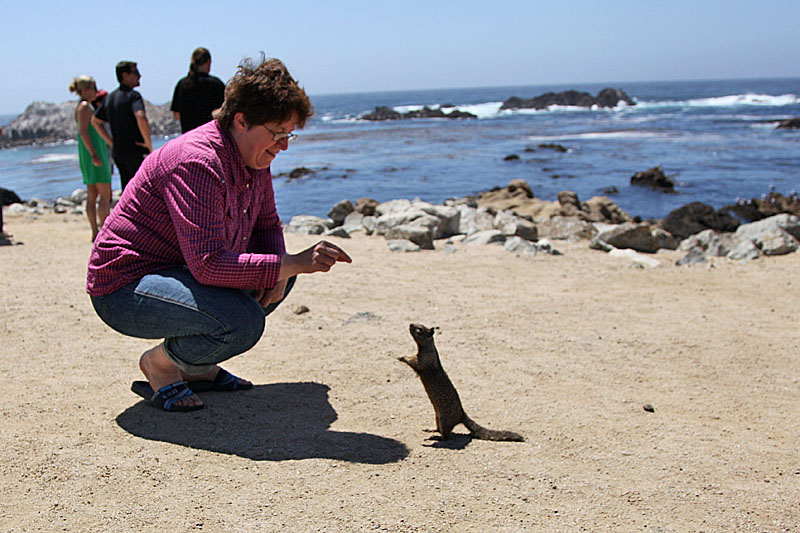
[390,102,503,120]
[638,93,799,109]
[526,131,667,142]
[30,153,78,164]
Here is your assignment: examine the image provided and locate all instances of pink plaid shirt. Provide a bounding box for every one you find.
[86,120,286,296]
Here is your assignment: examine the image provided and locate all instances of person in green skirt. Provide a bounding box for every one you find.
[69,75,112,241]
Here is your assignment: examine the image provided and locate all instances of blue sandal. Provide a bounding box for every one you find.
[187,368,253,392]
[131,380,204,412]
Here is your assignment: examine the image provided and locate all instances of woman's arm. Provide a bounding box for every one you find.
[91,115,113,148]
[77,102,101,167]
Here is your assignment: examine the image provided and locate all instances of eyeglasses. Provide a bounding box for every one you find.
[262,124,297,143]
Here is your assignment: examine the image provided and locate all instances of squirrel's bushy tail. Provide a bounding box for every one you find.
[462,414,524,442]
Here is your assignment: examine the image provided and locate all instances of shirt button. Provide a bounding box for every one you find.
[246,183,251,188]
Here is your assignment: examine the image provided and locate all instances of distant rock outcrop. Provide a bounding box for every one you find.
[501,87,635,110]
[361,106,476,121]
[776,118,800,129]
[1,99,180,146]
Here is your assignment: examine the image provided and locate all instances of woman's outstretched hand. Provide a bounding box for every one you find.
[281,240,352,278]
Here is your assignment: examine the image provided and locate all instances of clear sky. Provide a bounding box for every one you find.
[2,0,799,115]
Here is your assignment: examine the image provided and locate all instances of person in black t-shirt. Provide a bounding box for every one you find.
[92,61,152,191]
[171,48,226,134]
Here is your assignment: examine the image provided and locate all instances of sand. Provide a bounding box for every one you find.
[0,211,798,532]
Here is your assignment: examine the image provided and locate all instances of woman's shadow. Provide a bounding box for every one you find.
[116,382,409,464]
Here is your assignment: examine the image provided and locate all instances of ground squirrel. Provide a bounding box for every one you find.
[399,323,524,442]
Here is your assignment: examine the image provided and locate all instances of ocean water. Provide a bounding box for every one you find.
[1,78,797,221]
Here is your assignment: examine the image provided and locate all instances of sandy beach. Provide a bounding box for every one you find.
[1,210,798,532]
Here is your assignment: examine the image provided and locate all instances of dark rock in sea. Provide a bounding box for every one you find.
[1,99,180,147]
[722,191,800,222]
[287,167,316,180]
[595,88,636,108]
[1,187,22,206]
[504,154,520,161]
[630,166,677,193]
[501,87,635,110]
[538,143,568,153]
[361,106,476,121]
[776,118,800,129]
[661,202,740,240]
[602,186,619,195]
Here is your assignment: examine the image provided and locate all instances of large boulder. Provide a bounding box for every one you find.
[590,222,677,253]
[662,202,740,240]
[734,214,800,255]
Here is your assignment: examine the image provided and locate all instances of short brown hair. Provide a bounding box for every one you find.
[213,55,313,131]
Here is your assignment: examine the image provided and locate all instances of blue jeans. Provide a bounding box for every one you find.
[91,267,296,374]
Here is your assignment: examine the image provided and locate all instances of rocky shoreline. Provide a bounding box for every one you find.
[6,178,799,266]
[0,100,179,147]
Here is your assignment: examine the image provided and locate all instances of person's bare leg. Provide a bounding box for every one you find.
[96,182,111,232]
[139,344,203,408]
[86,184,99,241]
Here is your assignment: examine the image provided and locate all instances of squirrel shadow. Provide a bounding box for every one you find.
[115,381,409,464]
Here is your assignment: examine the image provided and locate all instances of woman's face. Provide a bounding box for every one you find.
[79,85,97,102]
[232,113,296,170]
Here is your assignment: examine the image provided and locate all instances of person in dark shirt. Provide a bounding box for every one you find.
[171,47,226,134]
[92,61,152,191]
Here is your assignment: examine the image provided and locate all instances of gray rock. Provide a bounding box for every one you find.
[542,216,597,241]
[463,230,506,246]
[727,239,760,261]
[384,224,434,249]
[323,226,351,238]
[386,239,420,252]
[754,228,799,255]
[678,229,731,257]
[676,249,708,266]
[285,215,330,235]
[375,198,412,216]
[342,211,365,234]
[591,222,674,253]
[735,214,800,245]
[504,236,559,255]
[457,205,496,236]
[495,210,538,241]
[361,215,377,235]
[70,188,88,204]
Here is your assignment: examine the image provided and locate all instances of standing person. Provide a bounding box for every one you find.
[92,61,152,191]
[87,56,351,412]
[69,75,112,241]
[171,47,225,133]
